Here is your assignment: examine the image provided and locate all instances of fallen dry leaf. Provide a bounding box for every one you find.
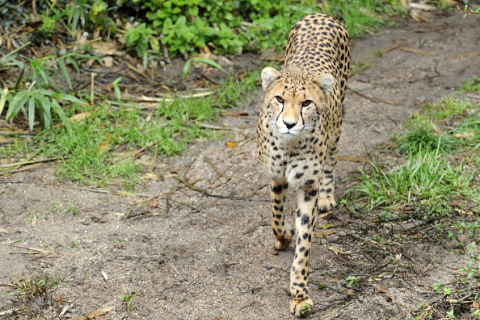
[409,9,433,22]
[347,289,354,296]
[103,56,114,68]
[226,141,238,148]
[454,132,475,138]
[430,120,442,134]
[318,223,337,230]
[149,200,158,208]
[377,286,389,294]
[408,3,437,10]
[92,41,118,56]
[143,172,160,180]
[473,300,480,309]
[98,133,112,154]
[315,230,336,238]
[70,112,92,122]
[328,245,344,255]
[70,306,114,320]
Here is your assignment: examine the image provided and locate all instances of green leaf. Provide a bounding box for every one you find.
[0,41,30,63]
[35,96,52,129]
[14,67,25,91]
[6,91,30,122]
[112,77,122,102]
[192,57,226,73]
[50,98,72,132]
[66,56,80,74]
[58,59,72,90]
[51,93,87,105]
[28,97,36,131]
[35,89,56,96]
[183,60,192,79]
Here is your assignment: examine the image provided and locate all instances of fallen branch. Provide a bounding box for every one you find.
[175,176,269,202]
[0,157,56,169]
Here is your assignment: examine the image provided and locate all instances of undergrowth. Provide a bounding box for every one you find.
[346,93,480,216]
[4,69,261,187]
[0,0,404,57]
[346,79,480,319]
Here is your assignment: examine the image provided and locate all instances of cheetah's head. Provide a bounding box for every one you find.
[261,66,333,140]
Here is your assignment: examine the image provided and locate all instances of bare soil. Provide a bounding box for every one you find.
[1,11,480,319]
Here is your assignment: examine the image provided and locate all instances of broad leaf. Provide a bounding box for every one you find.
[193,57,226,73]
[6,91,29,121]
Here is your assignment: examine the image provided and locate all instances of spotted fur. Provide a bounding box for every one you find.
[256,13,351,318]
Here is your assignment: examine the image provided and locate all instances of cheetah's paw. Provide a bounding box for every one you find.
[290,297,313,318]
[318,198,336,213]
[275,235,292,251]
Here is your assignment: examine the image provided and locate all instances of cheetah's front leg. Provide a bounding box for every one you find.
[290,184,318,317]
[270,179,293,250]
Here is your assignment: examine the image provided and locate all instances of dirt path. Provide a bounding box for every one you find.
[1,13,479,319]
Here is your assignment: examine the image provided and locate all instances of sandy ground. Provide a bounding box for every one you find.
[1,10,480,320]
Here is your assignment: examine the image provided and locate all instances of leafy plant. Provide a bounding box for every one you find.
[2,52,98,131]
[126,23,156,57]
[461,77,480,92]
[346,275,357,287]
[122,290,138,312]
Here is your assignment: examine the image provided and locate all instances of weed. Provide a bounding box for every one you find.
[380,210,392,221]
[446,307,455,319]
[395,122,452,155]
[66,240,81,252]
[122,290,137,312]
[346,151,475,213]
[66,199,79,217]
[15,274,63,298]
[351,61,372,75]
[49,199,61,215]
[421,98,472,121]
[346,275,357,287]
[126,23,156,57]
[461,77,480,92]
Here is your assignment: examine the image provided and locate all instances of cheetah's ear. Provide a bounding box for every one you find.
[261,67,281,91]
[314,74,334,94]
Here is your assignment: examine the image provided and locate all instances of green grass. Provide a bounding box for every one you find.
[394,97,476,155]
[395,123,453,154]
[346,93,480,216]
[346,150,475,214]
[3,70,261,187]
[460,77,480,92]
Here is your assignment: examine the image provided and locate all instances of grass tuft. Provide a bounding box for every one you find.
[346,150,475,215]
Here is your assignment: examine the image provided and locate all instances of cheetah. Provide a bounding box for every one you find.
[256,13,351,317]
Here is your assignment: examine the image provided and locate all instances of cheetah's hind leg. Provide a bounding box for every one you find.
[270,179,293,250]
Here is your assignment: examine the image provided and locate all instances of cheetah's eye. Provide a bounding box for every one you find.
[302,100,312,107]
[275,96,285,104]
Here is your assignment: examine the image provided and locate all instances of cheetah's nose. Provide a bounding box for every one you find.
[283,121,296,129]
